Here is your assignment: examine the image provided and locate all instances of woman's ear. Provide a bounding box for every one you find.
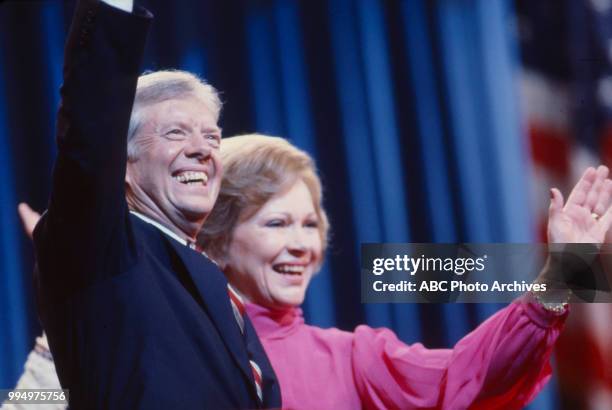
[201,240,231,270]
[215,256,227,270]
[206,249,227,270]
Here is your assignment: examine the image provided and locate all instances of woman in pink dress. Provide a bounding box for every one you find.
[199,133,612,409]
[14,134,612,409]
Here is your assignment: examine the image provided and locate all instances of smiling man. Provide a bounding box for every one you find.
[32,0,280,409]
[125,78,223,235]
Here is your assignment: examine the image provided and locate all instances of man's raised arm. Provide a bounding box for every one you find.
[102,0,133,13]
[34,0,150,299]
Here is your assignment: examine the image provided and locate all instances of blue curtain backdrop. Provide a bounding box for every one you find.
[0,0,555,408]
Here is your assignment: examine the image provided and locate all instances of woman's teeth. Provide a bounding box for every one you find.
[273,264,305,275]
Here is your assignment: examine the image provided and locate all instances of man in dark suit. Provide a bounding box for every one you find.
[33,0,281,408]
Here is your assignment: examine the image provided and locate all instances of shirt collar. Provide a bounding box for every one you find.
[130,210,196,249]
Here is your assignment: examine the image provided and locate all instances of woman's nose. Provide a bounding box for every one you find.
[287,229,308,256]
[287,246,307,258]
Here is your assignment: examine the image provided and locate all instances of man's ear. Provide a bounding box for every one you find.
[125,165,136,201]
[125,163,134,186]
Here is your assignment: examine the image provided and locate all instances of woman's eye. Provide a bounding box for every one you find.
[305,220,319,229]
[265,220,286,228]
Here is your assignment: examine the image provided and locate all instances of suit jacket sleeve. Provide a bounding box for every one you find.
[34,0,152,302]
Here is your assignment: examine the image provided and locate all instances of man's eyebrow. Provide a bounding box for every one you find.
[157,120,188,130]
[202,126,222,133]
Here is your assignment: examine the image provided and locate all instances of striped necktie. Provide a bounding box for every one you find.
[227,284,264,403]
[189,242,264,403]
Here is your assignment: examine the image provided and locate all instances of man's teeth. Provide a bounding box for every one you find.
[174,171,208,184]
[274,265,305,274]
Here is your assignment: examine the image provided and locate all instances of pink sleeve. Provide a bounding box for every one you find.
[352,297,567,409]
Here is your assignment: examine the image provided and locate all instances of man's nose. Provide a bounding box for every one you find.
[184,135,211,160]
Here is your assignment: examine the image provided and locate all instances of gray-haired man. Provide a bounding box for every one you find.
[33,1,281,408]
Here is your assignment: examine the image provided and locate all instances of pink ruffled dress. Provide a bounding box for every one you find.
[246,298,567,409]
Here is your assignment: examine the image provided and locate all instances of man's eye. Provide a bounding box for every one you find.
[265,220,285,228]
[205,134,221,143]
[166,129,185,136]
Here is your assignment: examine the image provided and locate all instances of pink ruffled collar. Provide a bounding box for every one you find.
[245,303,305,340]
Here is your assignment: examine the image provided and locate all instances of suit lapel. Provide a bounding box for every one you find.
[245,317,282,407]
[165,239,256,392]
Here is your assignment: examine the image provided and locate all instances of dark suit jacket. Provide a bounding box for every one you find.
[33,1,281,409]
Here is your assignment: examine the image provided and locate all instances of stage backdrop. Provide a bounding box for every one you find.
[0,0,557,408]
